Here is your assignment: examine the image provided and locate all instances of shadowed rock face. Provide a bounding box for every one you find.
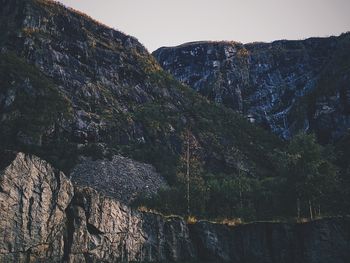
[1,152,349,262]
[153,35,350,141]
[190,219,350,263]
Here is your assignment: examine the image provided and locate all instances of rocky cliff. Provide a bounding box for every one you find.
[153,35,350,141]
[0,152,194,262]
[0,151,73,262]
[1,152,349,263]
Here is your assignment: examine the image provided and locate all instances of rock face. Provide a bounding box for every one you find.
[0,152,195,262]
[190,219,350,263]
[70,155,168,205]
[67,187,194,262]
[1,0,163,145]
[0,151,74,262]
[1,152,350,262]
[153,35,350,141]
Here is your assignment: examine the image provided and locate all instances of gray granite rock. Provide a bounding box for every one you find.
[67,187,195,262]
[0,151,74,262]
[154,36,350,141]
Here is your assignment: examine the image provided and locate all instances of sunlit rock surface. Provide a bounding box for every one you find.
[0,151,74,262]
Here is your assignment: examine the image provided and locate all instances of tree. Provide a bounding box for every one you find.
[177,128,207,216]
[284,133,338,219]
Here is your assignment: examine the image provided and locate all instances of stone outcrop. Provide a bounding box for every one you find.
[1,152,349,262]
[70,155,168,205]
[153,35,350,141]
[67,187,194,262]
[0,151,74,262]
[0,152,195,262]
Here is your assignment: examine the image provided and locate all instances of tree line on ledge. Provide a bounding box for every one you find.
[135,132,350,222]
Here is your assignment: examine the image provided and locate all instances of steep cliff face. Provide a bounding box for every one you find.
[0,152,194,262]
[0,151,74,262]
[1,152,349,263]
[190,219,350,263]
[153,34,350,141]
[67,187,195,262]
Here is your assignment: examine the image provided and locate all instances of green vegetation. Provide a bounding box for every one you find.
[0,52,72,139]
[135,132,345,222]
[0,52,76,172]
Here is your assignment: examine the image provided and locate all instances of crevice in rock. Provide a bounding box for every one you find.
[25,249,30,263]
[46,170,61,226]
[27,197,34,235]
[87,223,104,235]
[62,205,75,262]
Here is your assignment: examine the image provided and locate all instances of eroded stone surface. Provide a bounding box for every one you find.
[0,151,74,262]
[67,187,195,262]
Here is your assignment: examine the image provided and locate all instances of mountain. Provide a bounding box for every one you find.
[0,0,281,182]
[153,34,350,142]
[0,0,349,261]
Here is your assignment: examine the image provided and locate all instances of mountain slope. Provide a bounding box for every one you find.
[153,34,350,141]
[0,0,282,184]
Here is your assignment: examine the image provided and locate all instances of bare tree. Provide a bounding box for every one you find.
[186,129,190,217]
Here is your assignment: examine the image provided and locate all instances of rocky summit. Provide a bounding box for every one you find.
[154,35,350,141]
[1,152,349,263]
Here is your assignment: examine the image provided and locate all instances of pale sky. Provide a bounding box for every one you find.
[57,0,350,52]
